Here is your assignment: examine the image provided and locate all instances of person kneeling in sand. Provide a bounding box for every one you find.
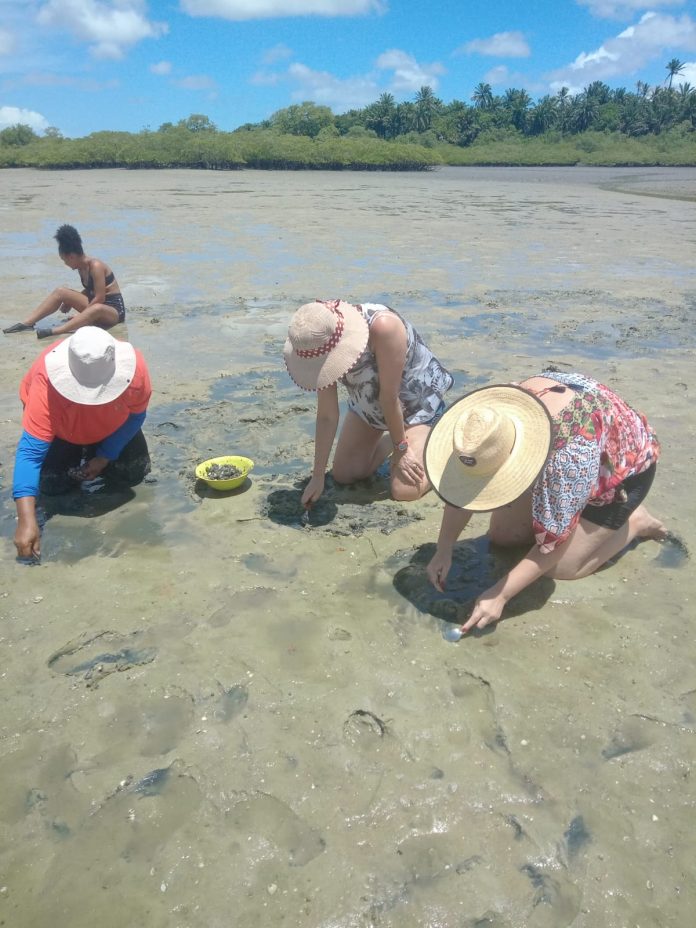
[12,327,152,560]
[424,371,666,635]
[284,300,454,505]
[3,224,127,339]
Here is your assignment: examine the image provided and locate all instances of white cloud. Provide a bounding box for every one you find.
[150,60,172,75]
[250,69,283,86]
[269,48,443,112]
[375,49,445,93]
[174,74,217,91]
[0,28,16,56]
[287,62,379,110]
[674,60,696,84]
[262,43,293,64]
[459,31,531,58]
[0,104,49,131]
[484,65,512,86]
[548,12,696,93]
[179,0,385,20]
[36,0,168,60]
[576,0,684,20]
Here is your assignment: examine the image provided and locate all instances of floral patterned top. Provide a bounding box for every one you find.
[340,304,454,429]
[531,371,660,553]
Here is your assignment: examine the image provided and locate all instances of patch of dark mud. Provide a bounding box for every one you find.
[264,476,425,537]
[48,630,157,688]
[151,368,314,506]
[388,537,555,624]
[562,815,591,859]
[433,291,694,360]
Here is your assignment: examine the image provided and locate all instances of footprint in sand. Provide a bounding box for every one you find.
[601,716,656,760]
[226,791,325,867]
[47,630,156,687]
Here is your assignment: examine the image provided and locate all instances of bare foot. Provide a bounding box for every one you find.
[633,505,667,541]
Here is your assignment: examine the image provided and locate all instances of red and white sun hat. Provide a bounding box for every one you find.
[283,300,369,391]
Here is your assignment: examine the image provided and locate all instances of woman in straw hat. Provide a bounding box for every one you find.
[3,224,126,340]
[12,327,151,560]
[424,371,667,635]
[284,300,454,505]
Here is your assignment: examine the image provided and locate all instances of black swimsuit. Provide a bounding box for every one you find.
[81,268,126,325]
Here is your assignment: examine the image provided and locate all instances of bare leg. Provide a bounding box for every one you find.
[22,288,88,326]
[549,505,666,580]
[49,302,120,335]
[332,411,384,484]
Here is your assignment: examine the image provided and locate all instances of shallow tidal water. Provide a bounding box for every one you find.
[0,167,695,927]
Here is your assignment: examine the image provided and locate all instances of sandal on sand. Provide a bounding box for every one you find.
[36,326,56,339]
[3,322,33,334]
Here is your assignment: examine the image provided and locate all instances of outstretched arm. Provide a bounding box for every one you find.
[302,385,340,507]
[371,313,422,486]
[426,504,474,591]
[80,411,148,479]
[13,431,51,559]
[461,541,565,633]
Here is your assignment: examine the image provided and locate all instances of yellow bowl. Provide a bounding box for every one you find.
[195,455,254,491]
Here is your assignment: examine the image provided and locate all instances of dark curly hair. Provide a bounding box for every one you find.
[54,224,84,256]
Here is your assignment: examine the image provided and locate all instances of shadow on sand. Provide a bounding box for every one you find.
[391,535,556,632]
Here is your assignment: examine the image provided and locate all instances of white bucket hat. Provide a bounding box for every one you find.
[424,384,553,511]
[44,327,136,406]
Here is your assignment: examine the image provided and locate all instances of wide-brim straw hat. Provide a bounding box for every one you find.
[284,300,369,391]
[45,326,136,406]
[424,384,552,511]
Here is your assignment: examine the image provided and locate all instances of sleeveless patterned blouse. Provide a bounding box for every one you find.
[339,303,454,429]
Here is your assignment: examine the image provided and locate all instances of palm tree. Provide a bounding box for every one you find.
[529,95,559,135]
[666,58,685,90]
[471,82,494,110]
[585,81,611,104]
[503,88,532,132]
[413,86,441,132]
[569,91,599,132]
[364,92,397,138]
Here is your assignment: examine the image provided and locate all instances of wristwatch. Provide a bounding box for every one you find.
[394,438,409,453]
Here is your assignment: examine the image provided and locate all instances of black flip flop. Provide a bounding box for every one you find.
[3,322,33,334]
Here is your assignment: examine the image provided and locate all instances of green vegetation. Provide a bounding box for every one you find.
[2,68,695,171]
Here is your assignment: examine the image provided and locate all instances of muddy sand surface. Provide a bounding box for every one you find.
[0,166,695,927]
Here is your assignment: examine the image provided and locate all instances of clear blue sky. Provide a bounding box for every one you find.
[1,0,695,137]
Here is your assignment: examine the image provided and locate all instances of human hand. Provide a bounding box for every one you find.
[81,456,109,480]
[301,474,325,509]
[461,589,506,634]
[426,548,452,593]
[391,447,424,486]
[15,516,41,560]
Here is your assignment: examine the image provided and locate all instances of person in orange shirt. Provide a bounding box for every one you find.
[12,327,152,560]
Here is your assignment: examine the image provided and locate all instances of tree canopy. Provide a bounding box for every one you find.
[1,61,694,170]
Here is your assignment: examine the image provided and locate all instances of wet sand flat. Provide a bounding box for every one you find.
[0,166,695,928]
